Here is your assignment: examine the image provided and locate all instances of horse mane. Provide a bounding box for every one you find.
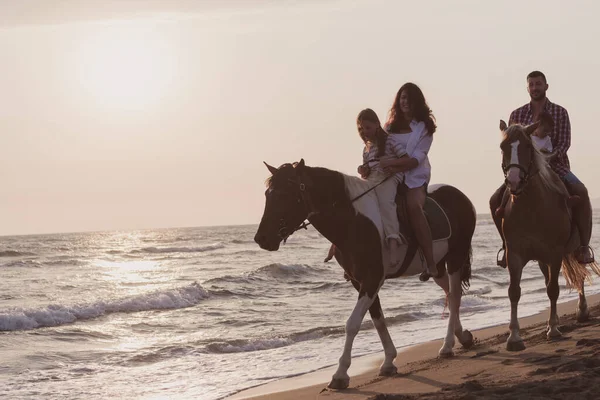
[502,125,569,198]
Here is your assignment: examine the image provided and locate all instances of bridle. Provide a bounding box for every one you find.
[501,138,536,192]
[274,169,394,243]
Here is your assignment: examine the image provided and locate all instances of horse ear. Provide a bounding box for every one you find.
[499,120,508,131]
[524,121,541,136]
[263,161,278,175]
[296,159,305,169]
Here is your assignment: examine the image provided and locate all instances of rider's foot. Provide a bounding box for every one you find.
[497,248,507,268]
[576,246,595,264]
[389,240,400,267]
[567,195,581,208]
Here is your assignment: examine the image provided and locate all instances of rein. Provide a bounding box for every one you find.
[280,173,396,243]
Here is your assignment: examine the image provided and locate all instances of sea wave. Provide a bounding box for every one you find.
[205,263,323,286]
[252,263,321,278]
[465,286,493,296]
[231,239,254,244]
[0,250,36,257]
[0,282,209,331]
[1,260,43,268]
[204,311,427,354]
[131,243,225,254]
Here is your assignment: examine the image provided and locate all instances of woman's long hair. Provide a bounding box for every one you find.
[387,82,436,135]
[357,108,387,158]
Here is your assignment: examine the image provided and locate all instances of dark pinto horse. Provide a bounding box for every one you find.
[496,120,600,351]
[254,160,476,390]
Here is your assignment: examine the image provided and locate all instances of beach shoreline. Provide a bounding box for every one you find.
[228,293,600,400]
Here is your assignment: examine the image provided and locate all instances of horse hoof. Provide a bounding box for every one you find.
[547,329,562,340]
[460,330,474,349]
[327,378,349,390]
[378,365,397,377]
[438,349,454,358]
[577,309,590,323]
[506,340,526,352]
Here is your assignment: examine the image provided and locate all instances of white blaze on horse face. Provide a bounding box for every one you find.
[506,140,521,191]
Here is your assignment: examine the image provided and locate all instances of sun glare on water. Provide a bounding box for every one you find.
[74,24,177,110]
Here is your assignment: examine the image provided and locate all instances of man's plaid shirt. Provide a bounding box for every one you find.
[509,99,571,177]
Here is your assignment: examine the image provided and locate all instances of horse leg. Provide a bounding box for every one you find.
[546,260,562,339]
[349,280,397,376]
[432,263,454,357]
[329,281,383,390]
[577,282,590,322]
[538,261,549,286]
[448,264,473,350]
[506,251,526,351]
[369,296,398,376]
[434,261,473,357]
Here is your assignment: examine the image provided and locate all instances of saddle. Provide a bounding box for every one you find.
[394,183,451,244]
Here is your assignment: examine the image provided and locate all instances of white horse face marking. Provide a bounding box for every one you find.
[506,140,521,192]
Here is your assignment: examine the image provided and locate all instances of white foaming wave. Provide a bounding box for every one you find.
[0,282,209,331]
[132,243,225,254]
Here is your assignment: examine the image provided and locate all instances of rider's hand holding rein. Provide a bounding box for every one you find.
[357,164,371,179]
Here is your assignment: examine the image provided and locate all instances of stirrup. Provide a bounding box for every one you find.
[496,248,507,268]
[576,246,595,264]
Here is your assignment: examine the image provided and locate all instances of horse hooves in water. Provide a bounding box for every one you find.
[460,330,474,349]
[506,340,526,352]
[378,365,398,377]
[327,378,350,390]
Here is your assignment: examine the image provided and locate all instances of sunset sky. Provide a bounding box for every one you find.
[1,0,599,235]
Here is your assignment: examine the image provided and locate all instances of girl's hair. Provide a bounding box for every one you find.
[357,108,387,157]
[387,82,437,135]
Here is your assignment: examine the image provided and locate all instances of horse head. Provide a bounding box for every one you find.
[499,120,540,196]
[254,159,311,251]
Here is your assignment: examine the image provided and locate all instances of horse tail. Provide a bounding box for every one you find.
[460,245,473,295]
[561,253,600,292]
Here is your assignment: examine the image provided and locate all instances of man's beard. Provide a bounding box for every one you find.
[530,90,547,101]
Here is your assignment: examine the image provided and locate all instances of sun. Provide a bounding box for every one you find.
[75,25,176,110]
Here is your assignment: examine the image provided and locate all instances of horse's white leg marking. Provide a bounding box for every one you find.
[546,260,562,339]
[371,312,397,375]
[437,271,466,357]
[506,252,526,351]
[331,283,382,388]
[434,272,455,356]
[577,283,590,322]
[506,141,521,191]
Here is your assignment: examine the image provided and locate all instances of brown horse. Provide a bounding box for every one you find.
[496,120,600,351]
[254,160,476,389]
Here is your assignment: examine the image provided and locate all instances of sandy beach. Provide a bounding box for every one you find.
[230,293,600,400]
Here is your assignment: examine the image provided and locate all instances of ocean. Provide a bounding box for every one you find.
[1,213,599,399]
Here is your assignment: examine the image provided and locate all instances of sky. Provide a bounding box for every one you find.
[1,0,599,236]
